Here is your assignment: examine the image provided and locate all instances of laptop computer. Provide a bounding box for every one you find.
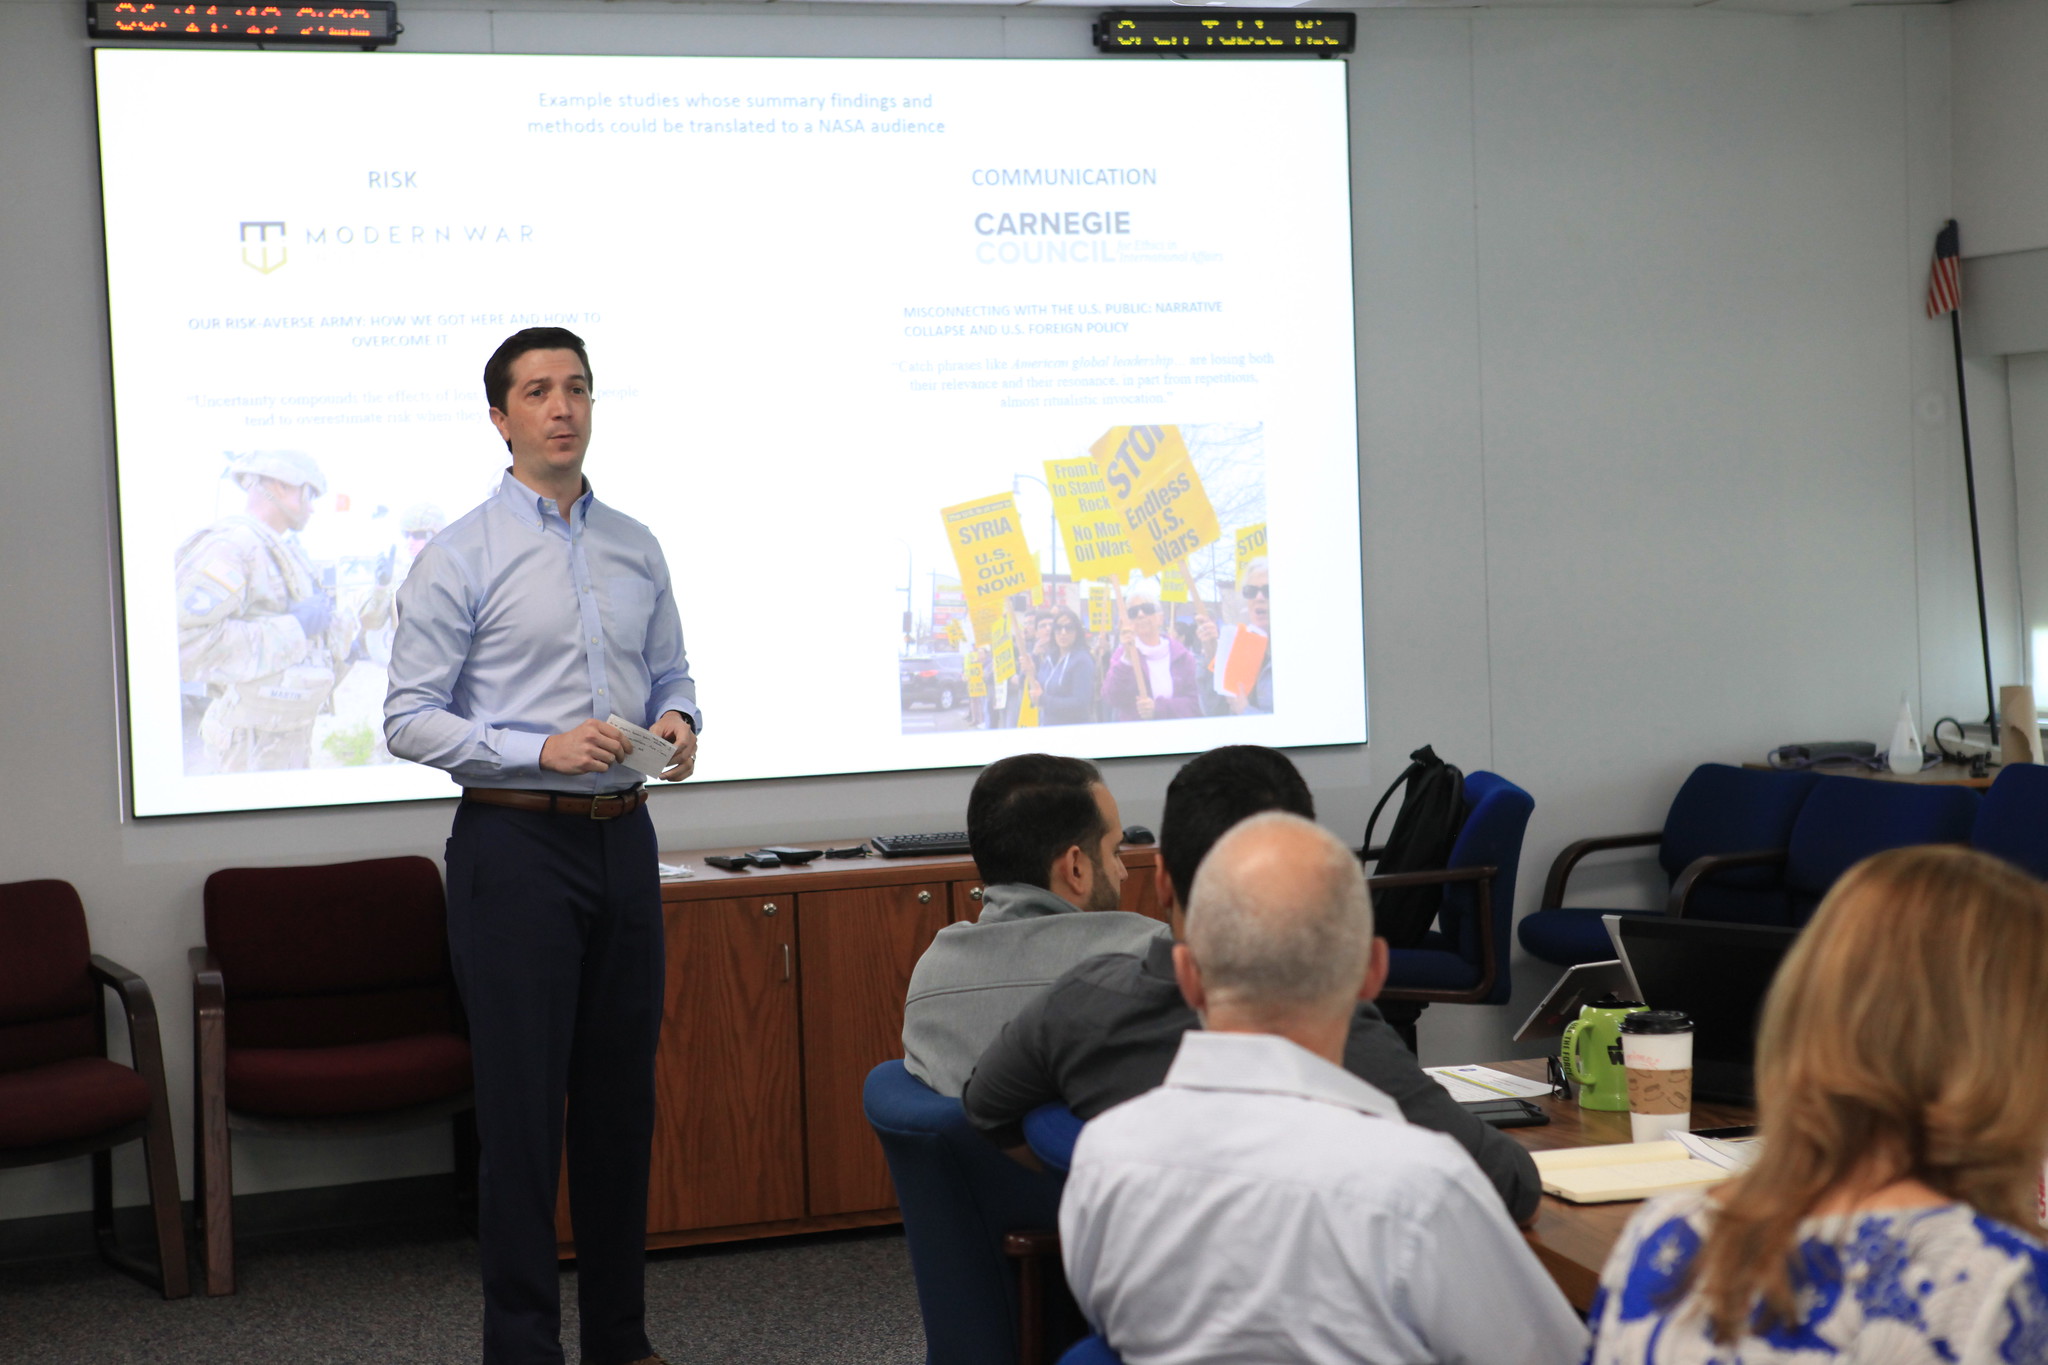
[1512,958,1637,1043]
[1602,914,1801,1105]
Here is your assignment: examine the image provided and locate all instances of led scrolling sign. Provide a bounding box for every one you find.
[1092,10,1356,56]
[85,1,398,47]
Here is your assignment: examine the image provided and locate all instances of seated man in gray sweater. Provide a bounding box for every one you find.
[902,753,1170,1096]
[961,745,1541,1223]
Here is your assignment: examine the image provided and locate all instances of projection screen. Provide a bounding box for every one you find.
[94,49,1365,817]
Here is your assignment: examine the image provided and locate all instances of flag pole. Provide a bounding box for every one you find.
[1950,307,1997,726]
[1932,219,1997,725]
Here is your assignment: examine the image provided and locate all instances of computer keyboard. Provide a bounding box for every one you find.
[870,831,974,858]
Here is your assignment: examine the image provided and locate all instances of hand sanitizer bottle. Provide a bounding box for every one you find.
[1888,695,1922,775]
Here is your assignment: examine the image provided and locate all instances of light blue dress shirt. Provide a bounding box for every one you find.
[1061,1030,1588,1365]
[384,470,699,794]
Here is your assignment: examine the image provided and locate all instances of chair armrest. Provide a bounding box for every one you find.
[1360,844,1386,865]
[1666,849,1786,918]
[1373,866,1501,1005]
[190,945,225,1016]
[1002,1229,1060,1259]
[1539,832,1663,911]
[1364,864,1494,893]
[88,954,170,1089]
[190,945,227,1105]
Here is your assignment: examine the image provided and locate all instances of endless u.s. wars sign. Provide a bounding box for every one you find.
[1089,425,1220,574]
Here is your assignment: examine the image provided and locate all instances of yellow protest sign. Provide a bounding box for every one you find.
[945,618,965,647]
[990,612,1017,686]
[1089,425,1221,575]
[1235,522,1268,582]
[1088,584,1111,634]
[1043,457,1141,582]
[942,492,1043,625]
[1160,564,1189,603]
[966,651,986,699]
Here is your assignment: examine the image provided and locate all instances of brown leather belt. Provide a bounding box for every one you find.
[461,786,648,820]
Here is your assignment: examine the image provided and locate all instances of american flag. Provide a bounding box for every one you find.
[1926,219,1962,318]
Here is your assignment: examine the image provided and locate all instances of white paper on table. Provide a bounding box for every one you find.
[1424,1064,1555,1103]
[607,713,676,778]
[1672,1132,1760,1172]
[657,861,696,881]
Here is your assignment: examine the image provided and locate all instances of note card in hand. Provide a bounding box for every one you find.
[606,714,676,778]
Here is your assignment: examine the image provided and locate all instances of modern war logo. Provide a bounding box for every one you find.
[239,220,287,275]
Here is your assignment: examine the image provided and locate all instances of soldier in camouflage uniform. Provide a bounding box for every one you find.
[174,451,356,773]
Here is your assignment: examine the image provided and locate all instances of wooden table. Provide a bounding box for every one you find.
[1487,1057,1755,1311]
[1739,758,1993,789]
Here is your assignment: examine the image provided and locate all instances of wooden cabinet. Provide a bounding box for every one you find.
[797,882,949,1216]
[646,894,804,1232]
[1119,858,1167,923]
[949,877,987,923]
[553,843,1157,1255]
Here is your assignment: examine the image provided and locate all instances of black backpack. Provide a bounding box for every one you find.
[1359,745,1467,949]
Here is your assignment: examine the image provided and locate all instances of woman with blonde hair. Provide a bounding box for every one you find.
[1585,844,2048,1364]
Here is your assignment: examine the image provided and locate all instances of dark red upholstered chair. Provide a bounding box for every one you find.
[0,880,189,1297]
[194,855,474,1295]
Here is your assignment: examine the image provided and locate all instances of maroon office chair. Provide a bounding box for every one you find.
[0,880,189,1297]
[194,855,474,1295]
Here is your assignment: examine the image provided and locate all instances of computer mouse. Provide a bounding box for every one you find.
[1122,824,1156,846]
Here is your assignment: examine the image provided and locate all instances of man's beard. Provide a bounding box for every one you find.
[1083,847,1122,914]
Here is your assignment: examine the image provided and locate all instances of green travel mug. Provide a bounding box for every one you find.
[1560,994,1647,1112]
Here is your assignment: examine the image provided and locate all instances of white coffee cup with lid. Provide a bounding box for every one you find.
[1620,1009,1694,1143]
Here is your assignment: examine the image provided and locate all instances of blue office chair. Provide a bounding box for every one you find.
[1672,775,1981,924]
[1972,762,2048,880]
[1023,1103,1083,1174]
[1518,764,1821,966]
[1058,1335,1123,1365]
[1375,770,1532,1009]
[863,1060,1070,1365]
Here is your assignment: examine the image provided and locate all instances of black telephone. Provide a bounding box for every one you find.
[1766,741,1879,770]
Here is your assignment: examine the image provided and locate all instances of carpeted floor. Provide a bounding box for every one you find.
[0,1223,925,1365]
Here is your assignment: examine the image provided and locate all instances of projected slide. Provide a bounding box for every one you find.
[95,50,1364,817]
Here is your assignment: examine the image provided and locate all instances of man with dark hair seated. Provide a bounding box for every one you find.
[902,753,1169,1096]
[961,744,1539,1222]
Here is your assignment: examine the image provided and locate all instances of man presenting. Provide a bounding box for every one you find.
[385,327,698,1365]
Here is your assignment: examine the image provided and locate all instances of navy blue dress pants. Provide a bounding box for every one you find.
[445,799,665,1365]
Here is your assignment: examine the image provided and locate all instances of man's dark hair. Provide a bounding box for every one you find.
[1160,745,1316,905]
[484,327,593,414]
[967,753,1106,890]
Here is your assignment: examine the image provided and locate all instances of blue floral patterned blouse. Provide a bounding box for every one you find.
[1585,1192,2048,1364]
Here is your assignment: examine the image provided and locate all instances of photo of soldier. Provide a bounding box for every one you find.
[359,503,446,666]
[174,451,359,774]
[1101,580,1202,721]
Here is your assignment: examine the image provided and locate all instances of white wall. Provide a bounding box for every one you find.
[1953,0,2048,259]
[0,0,1972,1221]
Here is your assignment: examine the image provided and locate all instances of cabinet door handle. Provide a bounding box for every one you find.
[917,890,932,904]
[763,902,777,916]
[783,943,792,981]
[969,887,983,902]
